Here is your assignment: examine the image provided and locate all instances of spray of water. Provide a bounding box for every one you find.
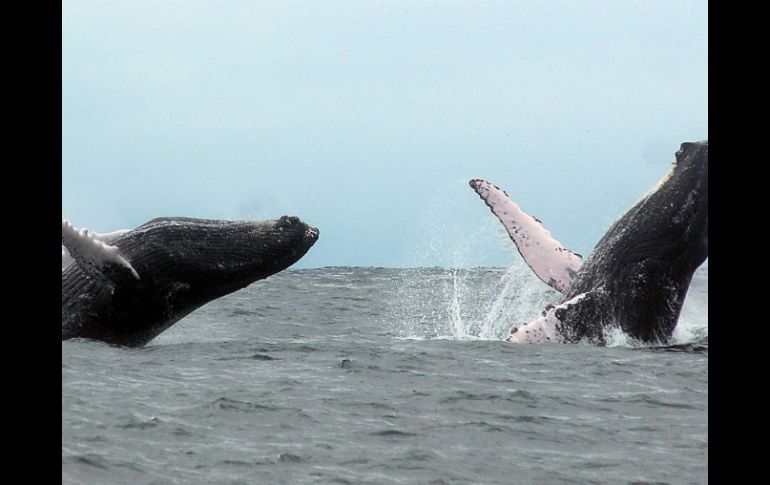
[389,261,560,341]
[386,179,548,340]
[671,266,709,343]
[390,263,708,346]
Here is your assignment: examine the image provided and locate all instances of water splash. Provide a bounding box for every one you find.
[389,262,559,341]
[603,326,634,348]
[389,263,708,346]
[671,267,709,344]
[388,178,560,340]
[447,268,467,339]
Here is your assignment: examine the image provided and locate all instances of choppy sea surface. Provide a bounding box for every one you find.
[62,264,708,484]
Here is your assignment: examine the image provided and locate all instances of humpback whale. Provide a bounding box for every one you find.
[62,216,319,347]
[469,140,708,345]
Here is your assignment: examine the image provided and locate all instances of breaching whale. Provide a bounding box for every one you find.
[62,216,319,347]
[469,140,708,345]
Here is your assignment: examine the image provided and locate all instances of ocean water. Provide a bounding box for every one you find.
[62,264,708,484]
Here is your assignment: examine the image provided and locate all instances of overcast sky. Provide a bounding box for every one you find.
[62,0,707,268]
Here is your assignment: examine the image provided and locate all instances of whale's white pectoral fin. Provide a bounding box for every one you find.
[62,226,130,271]
[507,308,561,343]
[507,292,590,343]
[62,220,139,283]
[469,179,583,293]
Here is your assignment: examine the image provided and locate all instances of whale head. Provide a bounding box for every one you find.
[646,139,709,272]
[120,215,320,317]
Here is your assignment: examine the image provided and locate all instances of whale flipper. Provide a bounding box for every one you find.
[507,292,599,343]
[62,246,72,269]
[62,227,130,270]
[62,220,140,285]
[469,179,583,293]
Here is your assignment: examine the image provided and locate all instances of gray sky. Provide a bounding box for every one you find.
[62,0,708,268]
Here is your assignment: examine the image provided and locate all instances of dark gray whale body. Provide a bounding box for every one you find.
[470,140,708,345]
[557,141,708,344]
[62,216,319,347]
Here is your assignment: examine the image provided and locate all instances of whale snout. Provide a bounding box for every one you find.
[275,214,319,247]
[675,139,708,164]
[305,225,320,243]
